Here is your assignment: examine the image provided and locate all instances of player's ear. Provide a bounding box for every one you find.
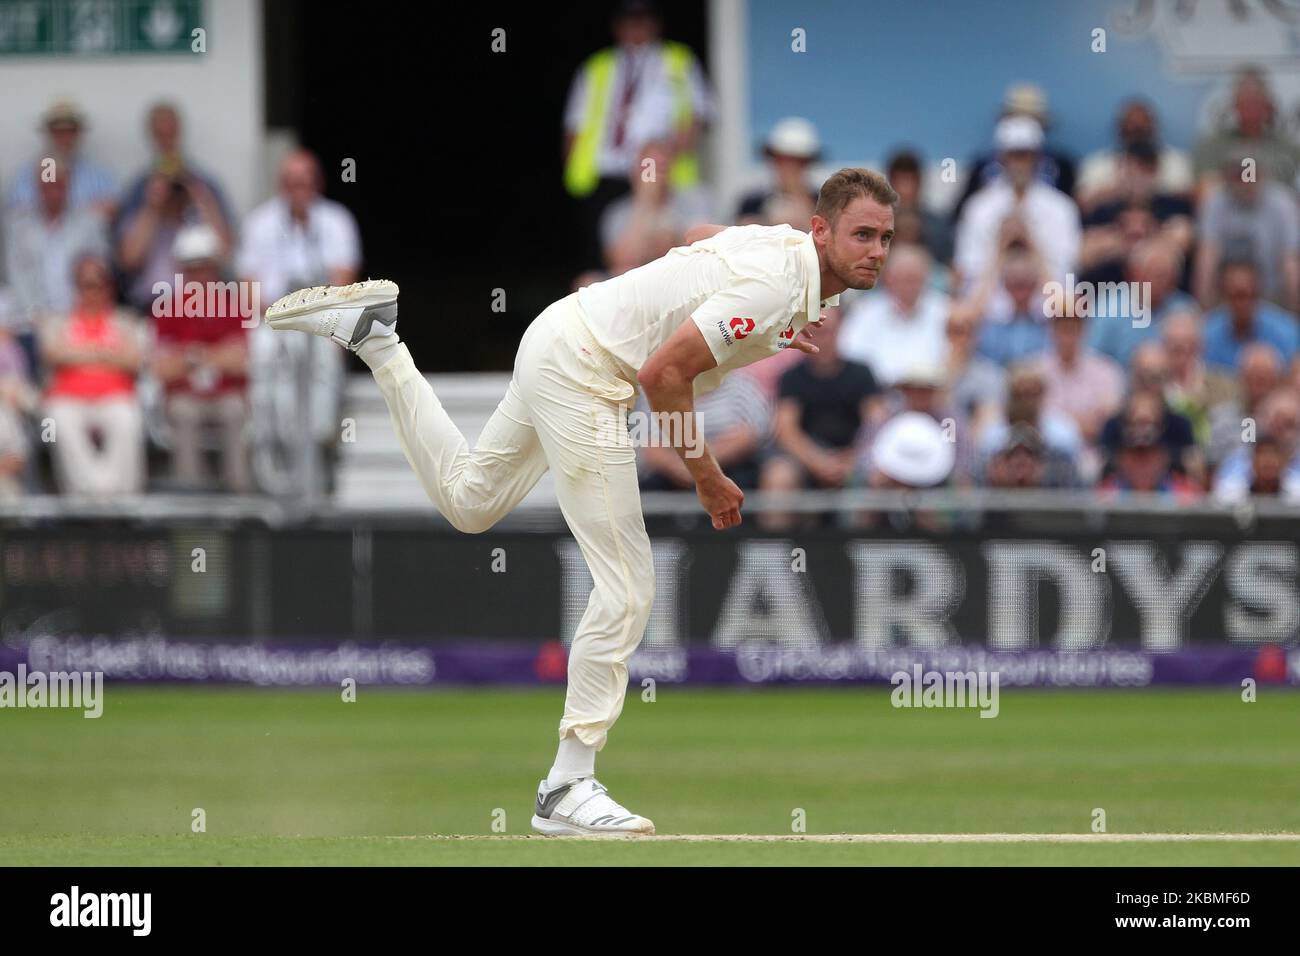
[809,213,830,241]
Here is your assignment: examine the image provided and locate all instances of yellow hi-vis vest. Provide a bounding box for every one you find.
[564,41,701,198]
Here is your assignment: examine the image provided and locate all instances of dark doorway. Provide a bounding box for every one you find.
[264,0,710,371]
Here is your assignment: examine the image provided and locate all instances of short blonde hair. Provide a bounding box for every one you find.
[814,167,899,224]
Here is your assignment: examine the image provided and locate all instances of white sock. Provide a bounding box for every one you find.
[546,735,596,789]
[356,330,403,372]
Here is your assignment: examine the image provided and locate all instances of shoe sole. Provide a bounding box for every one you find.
[266,280,400,323]
[530,814,655,837]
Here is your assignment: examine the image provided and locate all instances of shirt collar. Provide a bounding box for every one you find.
[278,195,320,231]
[799,230,840,318]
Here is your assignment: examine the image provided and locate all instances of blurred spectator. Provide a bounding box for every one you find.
[1087,239,1196,367]
[239,150,361,497]
[1194,67,1300,195]
[862,364,978,484]
[3,162,108,371]
[1241,433,1288,498]
[1193,154,1300,311]
[1100,402,1202,501]
[637,368,770,491]
[1078,190,1159,287]
[0,385,29,498]
[983,423,1078,489]
[971,248,1051,366]
[978,364,1082,476]
[153,225,251,492]
[563,0,712,268]
[839,244,948,386]
[0,311,36,498]
[237,149,361,304]
[1207,342,1283,469]
[1201,260,1299,372]
[1212,388,1300,502]
[951,83,1077,223]
[6,99,117,220]
[735,117,820,230]
[1030,303,1124,480]
[1075,99,1193,215]
[602,140,709,274]
[1080,140,1194,245]
[947,323,1006,435]
[1100,344,1198,477]
[759,308,879,526]
[571,270,609,292]
[736,344,803,403]
[116,102,235,313]
[885,150,953,264]
[1161,311,1217,449]
[868,411,955,489]
[1077,140,1196,291]
[944,305,1005,445]
[954,115,1081,287]
[39,254,145,495]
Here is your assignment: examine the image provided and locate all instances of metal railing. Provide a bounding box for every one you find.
[0,487,1296,530]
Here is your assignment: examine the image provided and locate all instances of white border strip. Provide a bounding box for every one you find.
[392,833,1300,843]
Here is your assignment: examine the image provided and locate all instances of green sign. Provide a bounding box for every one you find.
[0,0,204,56]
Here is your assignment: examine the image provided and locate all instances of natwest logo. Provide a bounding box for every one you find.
[729,316,756,339]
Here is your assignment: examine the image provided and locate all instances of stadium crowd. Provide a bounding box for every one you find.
[0,0,1297,511]
[564,4,1300,508]
[0,99,359,498]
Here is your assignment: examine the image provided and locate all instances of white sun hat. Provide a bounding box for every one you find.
[871,411,955,487]
[172,223,222,264]
[994,114,1044,153]
[765,117,822,160]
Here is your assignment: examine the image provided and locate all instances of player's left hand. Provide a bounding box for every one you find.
[789,328,821,355]
[788,310,827,354]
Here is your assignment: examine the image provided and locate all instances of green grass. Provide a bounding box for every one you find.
[1,686,1298,865]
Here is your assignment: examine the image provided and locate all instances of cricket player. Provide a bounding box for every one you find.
[265,167,896,835]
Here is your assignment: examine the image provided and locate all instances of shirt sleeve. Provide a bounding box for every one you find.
[1278,189,1300,252]
[1197,190,1225,241]
[322,206,362,273]
[234,209,267,280]
[952,200,989,282]
[686,55,714,122]
[776,363,806,402]
[729,372,773,439]
[850,361,880,398]
[689,276,794,366]
[563,67,588,133]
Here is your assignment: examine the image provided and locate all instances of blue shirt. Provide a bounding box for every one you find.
[976,312,1050,366]
[6,154,117,213]
[1213,446,1300,499]
[1202,303,1300,371]
[1087,291,1197,368]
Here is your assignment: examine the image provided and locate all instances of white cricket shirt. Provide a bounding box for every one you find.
[574,223,840,397]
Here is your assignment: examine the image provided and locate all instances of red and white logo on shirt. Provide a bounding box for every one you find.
[729,316,756,339]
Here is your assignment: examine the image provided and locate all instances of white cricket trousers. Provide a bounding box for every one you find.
[371,293,654,749]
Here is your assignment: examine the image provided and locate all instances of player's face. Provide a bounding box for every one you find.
[819,196,894,291]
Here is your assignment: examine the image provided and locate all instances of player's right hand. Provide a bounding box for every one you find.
[698,473,745,530]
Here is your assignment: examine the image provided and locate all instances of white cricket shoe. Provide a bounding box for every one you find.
[264,279,399,351]
[532,777,655,837]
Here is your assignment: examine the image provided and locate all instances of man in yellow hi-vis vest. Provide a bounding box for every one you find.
[563,0,712,267]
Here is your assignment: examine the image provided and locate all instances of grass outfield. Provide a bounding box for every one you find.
[1,686,1298,865]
